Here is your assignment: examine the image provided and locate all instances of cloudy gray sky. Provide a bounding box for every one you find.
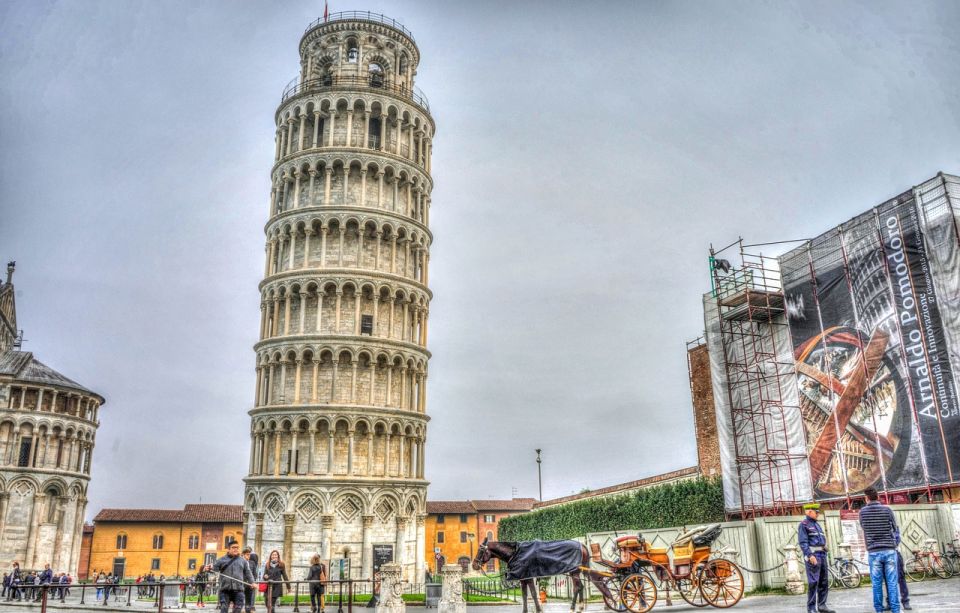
[1,0,957,517]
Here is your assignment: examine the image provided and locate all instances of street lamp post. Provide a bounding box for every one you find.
[536,449,542,502]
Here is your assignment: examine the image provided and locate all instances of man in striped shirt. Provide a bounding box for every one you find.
[859,487,902,613]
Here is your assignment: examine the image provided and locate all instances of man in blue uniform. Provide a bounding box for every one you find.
[798,503,835,613]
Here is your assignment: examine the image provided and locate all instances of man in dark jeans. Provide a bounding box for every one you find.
[210,540,254,613]
[860,487,902,613]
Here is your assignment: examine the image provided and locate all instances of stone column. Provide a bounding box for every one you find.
[327,111,336,147]
[293,359,303,404]
[438,565,465,613]
[283,512,296,569]
[376,563,405,613]
[68,497,88,576]
[315,291,325,333]
[415,515,426,580]
[377,172,385,208]
[298,114,307,150]
[311,360,320,402]
[24,492,45,568]
[299,292,309,333]
[346,109,354,147]
[320,227,329,266]
[303,230,314,268]
[360,169,368,207]
[0,493,9,555]
[361,515,374,579]
[363,110,371,148]
[369,362,377,404]
[254,512,265,558]
[324,168,333,204]
[313,111,322,148]
[321,514,335,561]
[394,516,408,565]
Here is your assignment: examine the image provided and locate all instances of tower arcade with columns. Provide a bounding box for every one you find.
[243,12,434,582]
[0,262,104,574]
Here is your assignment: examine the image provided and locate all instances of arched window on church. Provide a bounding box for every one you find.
[368,63,384,88]
[46,487,60,522]
[347,40,359,63]
[116,533,128,549]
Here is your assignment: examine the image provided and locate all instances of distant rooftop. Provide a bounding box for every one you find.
[94,504,243,524]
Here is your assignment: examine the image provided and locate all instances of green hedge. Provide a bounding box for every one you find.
[498,477,724,541]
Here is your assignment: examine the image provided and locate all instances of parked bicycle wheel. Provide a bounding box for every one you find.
[931,556,951,579]
[837,560,861,588]
[942,554,960,577]
[904,556,926,582]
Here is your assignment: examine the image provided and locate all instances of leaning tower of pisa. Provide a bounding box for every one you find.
[244,11,434,582]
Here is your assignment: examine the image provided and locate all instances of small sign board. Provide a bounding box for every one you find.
[373,544,394,573]
[162,583,181,608]
[329,558,350,581]
[839,509,868,566]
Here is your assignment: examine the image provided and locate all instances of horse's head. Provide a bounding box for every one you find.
[471,536,490,571]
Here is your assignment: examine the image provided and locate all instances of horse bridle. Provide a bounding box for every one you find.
[473,537,491,573]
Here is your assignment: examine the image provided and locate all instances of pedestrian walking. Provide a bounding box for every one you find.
[195,566,209,608]
[7,562,23,601]
[242,547,258,613]
[859,486,903,613]
[2,572,8,599]
[306,554,326,613]
[209,539,254,613]
[263,550,290,611]
[798,502,834,613]
[95,571,106,601]
[38,564,52,602]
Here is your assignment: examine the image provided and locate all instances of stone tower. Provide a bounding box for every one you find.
[244,11,434,582]
[0,262,104,574]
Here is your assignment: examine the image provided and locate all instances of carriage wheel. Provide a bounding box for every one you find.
[698,559,744,608]
[618,573,657,613]
[676,576,709,607]
[600,576,626,612]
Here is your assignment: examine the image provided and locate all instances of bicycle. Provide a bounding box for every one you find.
[940,540,960,576]
[904,541,950,581]
[826,555,861,589]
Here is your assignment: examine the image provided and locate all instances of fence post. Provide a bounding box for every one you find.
[783,545,805,595]
[158,582,164,613]
[40,585,48,613]
[293,582,300,613]
[374,563,404,613]
[438,565,465,613]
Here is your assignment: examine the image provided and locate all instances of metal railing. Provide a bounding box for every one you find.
[281,74,430,112]
[303,11,416,43]
[11,579,430,613]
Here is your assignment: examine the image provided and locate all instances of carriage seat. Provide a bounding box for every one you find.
[589,542,616,568]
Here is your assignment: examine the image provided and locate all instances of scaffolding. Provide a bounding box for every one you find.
[706,239,812,517]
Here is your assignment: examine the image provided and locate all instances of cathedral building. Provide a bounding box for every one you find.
[243,11,434,582]
[0,262,104,573]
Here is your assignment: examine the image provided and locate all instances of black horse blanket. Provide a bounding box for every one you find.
[504,540,583,581]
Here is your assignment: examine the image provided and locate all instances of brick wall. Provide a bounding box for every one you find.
[688,344,721,477]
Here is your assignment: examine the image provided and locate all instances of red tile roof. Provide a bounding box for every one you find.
[426,498,538,515]
[426,501,477,514]
[471,498,537,512]
[535,467,700,509]
[94,504,243,524]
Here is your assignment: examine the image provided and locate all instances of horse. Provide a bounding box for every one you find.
[471,538,614,613]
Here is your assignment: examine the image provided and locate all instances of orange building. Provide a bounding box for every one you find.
[88,504,243,579]
[424,499,536,574]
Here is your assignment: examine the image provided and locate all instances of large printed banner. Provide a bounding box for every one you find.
[781,191,960,499]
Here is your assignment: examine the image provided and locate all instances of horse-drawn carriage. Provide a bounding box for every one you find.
[588,524,744,612]
[472,524,743,613]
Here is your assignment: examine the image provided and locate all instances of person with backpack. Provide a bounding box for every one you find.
[208,539,254,613]
[306,554,326,613]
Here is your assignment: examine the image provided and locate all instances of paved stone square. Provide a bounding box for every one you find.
[3,578,960,613]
